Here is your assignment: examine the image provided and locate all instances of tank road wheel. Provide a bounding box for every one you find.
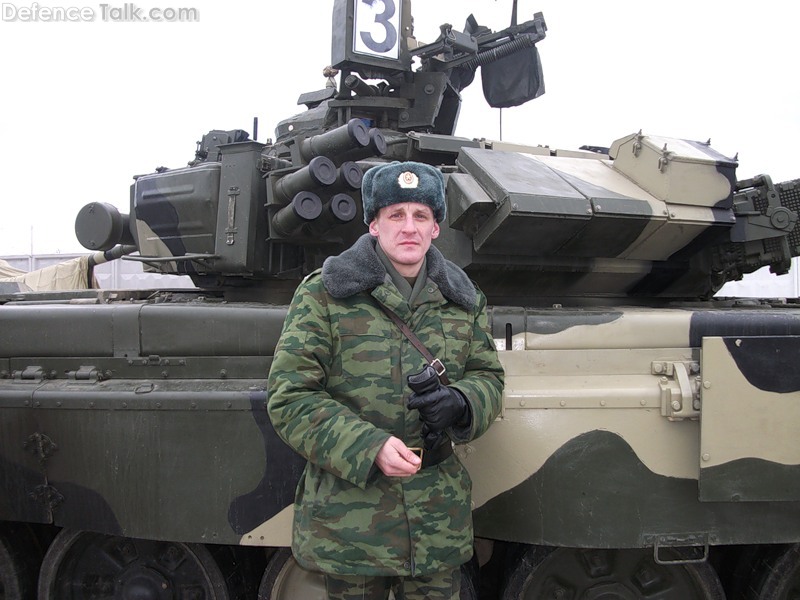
[502,546,725,600]
[258,549,325,600]
[0,523,41,600]
[258,548,479,600]
[0,530,29,600]
[38,529,231,599]
[745,543,800,600]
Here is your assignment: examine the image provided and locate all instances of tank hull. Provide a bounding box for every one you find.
[3,297,799,552]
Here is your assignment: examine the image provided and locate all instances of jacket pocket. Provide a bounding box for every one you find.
[334,316,395,380]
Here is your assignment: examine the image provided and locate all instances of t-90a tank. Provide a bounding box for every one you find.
[2,1,800,598]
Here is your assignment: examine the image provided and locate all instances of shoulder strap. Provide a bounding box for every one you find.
[378,304,451,385]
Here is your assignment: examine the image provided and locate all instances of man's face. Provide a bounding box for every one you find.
[369,202,440,277]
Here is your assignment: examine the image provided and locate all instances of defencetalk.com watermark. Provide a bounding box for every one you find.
[2,2,199,22]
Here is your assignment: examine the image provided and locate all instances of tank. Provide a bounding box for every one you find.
[2,1,800,598]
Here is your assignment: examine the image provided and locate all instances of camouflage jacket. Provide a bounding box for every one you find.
[267,234,504,576]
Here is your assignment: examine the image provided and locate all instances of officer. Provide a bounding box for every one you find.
[268,160,504,600]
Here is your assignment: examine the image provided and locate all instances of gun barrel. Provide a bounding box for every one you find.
[88,245,137,267]
[344,74,379,97]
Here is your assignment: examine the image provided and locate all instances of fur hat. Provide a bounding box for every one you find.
[361,161,446,224]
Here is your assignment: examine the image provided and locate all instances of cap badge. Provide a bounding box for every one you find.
[398,171,419,189]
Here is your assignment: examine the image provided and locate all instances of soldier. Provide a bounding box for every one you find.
[268,161,504,600]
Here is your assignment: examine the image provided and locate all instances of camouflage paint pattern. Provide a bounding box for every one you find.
[3,290,800,559]
[267,271,504,576]
[461,305,800,548]
[0,299,303,545]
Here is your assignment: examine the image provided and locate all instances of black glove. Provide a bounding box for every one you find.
[407,382,471,433]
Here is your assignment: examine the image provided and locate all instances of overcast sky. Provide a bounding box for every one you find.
[1,0,798,258]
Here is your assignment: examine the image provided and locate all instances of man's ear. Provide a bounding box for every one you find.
[431,221,440,239]
[368,219,380,237]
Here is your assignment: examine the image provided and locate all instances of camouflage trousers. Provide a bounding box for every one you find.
[324,567,460,600]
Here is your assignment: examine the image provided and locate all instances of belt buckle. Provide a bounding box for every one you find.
[430,358,446,378]
[409,447,424,463]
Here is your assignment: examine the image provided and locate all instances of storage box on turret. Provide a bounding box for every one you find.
[610,132,737,208]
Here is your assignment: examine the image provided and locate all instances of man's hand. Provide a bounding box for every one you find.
[375,436,422,477]
[407,386,470,433]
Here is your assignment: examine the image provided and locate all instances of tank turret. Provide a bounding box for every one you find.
[74,1,798,305]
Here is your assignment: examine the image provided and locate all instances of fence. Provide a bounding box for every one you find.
[3,253,799,298]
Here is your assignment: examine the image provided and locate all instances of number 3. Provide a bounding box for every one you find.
[359,0,398,54]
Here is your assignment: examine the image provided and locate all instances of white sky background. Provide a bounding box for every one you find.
[0,0,798,259]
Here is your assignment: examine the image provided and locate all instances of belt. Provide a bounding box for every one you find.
[420,440,453,469]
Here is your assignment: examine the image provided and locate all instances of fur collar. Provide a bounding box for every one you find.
[322,234,475,310]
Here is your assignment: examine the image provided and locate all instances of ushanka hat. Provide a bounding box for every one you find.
[361,161,446,224]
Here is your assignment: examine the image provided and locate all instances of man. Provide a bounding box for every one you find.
[267,161,504,600]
